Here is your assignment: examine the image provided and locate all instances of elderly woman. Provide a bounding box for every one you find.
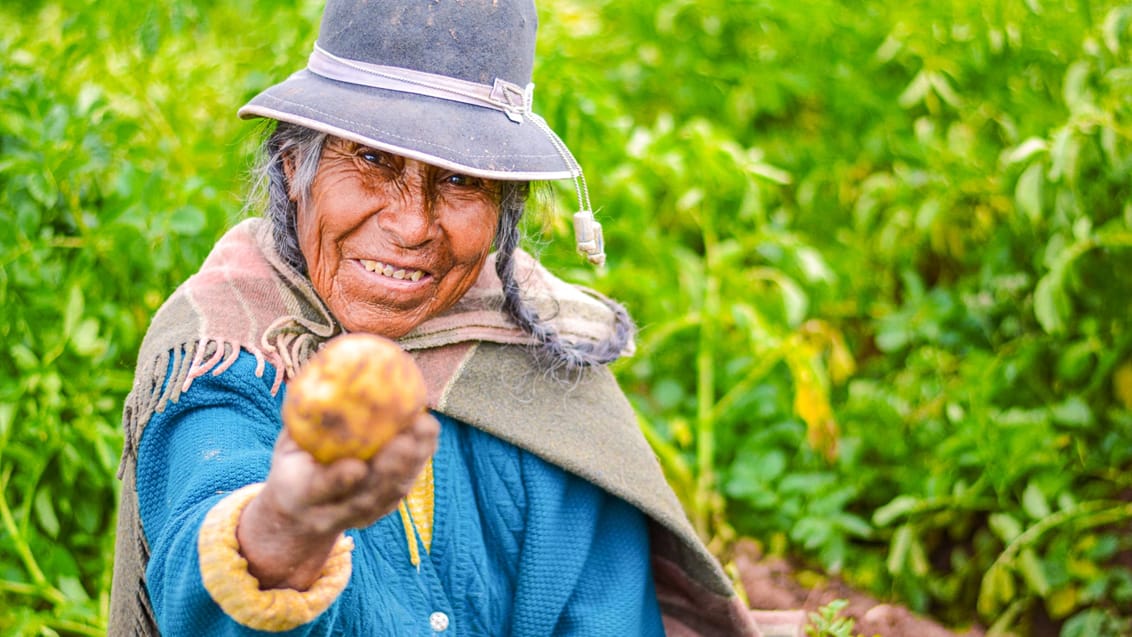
[110,1,765,635]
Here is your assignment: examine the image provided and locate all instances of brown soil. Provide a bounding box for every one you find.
[734,539,987,637]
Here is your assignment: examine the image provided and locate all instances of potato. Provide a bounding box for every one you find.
[283,333,426,464]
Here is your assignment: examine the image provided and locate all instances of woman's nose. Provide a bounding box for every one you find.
[377,183,437,248]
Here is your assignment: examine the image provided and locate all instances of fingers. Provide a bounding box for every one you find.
[309,415,438,529]
[368,412,439,487]
[263,412,441,534]
[271,428,369,502]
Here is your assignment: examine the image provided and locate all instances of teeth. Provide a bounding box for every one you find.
[361,259,424,281]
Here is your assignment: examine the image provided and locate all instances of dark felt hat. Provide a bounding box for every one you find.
[239,0,578,181]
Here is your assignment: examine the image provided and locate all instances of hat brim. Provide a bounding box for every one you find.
[238,70,577,181]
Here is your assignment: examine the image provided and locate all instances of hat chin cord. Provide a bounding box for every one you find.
[527,114,606,268]
[306,44,607,267]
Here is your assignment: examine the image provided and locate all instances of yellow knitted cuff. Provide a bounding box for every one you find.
[198,483,354,632]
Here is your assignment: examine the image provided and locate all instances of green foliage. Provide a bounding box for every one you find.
[1,0,1130,635]
[533,1,1132,634]
[806,599,867,637]
[0,1,318,631]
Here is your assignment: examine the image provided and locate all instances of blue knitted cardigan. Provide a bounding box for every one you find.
[138,351,665,635]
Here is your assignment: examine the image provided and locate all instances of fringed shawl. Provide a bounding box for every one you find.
[109,218,762,636]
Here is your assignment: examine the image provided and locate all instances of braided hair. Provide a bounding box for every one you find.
[493,183,635,372]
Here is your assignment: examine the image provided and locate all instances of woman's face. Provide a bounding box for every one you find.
[294,137,500,338]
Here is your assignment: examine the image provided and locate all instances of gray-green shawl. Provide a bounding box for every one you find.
[109,218,762,636]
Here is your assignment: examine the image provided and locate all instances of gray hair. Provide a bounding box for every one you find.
[250,121,634,371]
[248,122,328,274]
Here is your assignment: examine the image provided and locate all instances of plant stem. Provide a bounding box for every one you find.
[710,344,787,423]
[694,206,720,538]
[46,618,104,637]
[0,466,66,606]
[991,500,1132,572]
[633,313,702,361]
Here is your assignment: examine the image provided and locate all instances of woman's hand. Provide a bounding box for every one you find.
[236,411,439,590]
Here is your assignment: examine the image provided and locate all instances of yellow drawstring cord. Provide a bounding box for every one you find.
[398,501,422,569]
[397,457,435,569]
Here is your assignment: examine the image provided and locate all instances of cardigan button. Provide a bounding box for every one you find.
[429,611,450,632]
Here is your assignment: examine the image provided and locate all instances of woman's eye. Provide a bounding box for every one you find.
[359,150,386,166]
[445,174,479,187]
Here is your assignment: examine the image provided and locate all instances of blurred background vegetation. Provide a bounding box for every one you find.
[1,0,1130,635]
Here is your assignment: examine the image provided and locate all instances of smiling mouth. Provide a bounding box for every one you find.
[360,259,425,282]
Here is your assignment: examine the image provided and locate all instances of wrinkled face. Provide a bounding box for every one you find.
[293,137,501,339]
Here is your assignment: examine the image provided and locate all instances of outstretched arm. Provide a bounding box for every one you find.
[136,352,435,635]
